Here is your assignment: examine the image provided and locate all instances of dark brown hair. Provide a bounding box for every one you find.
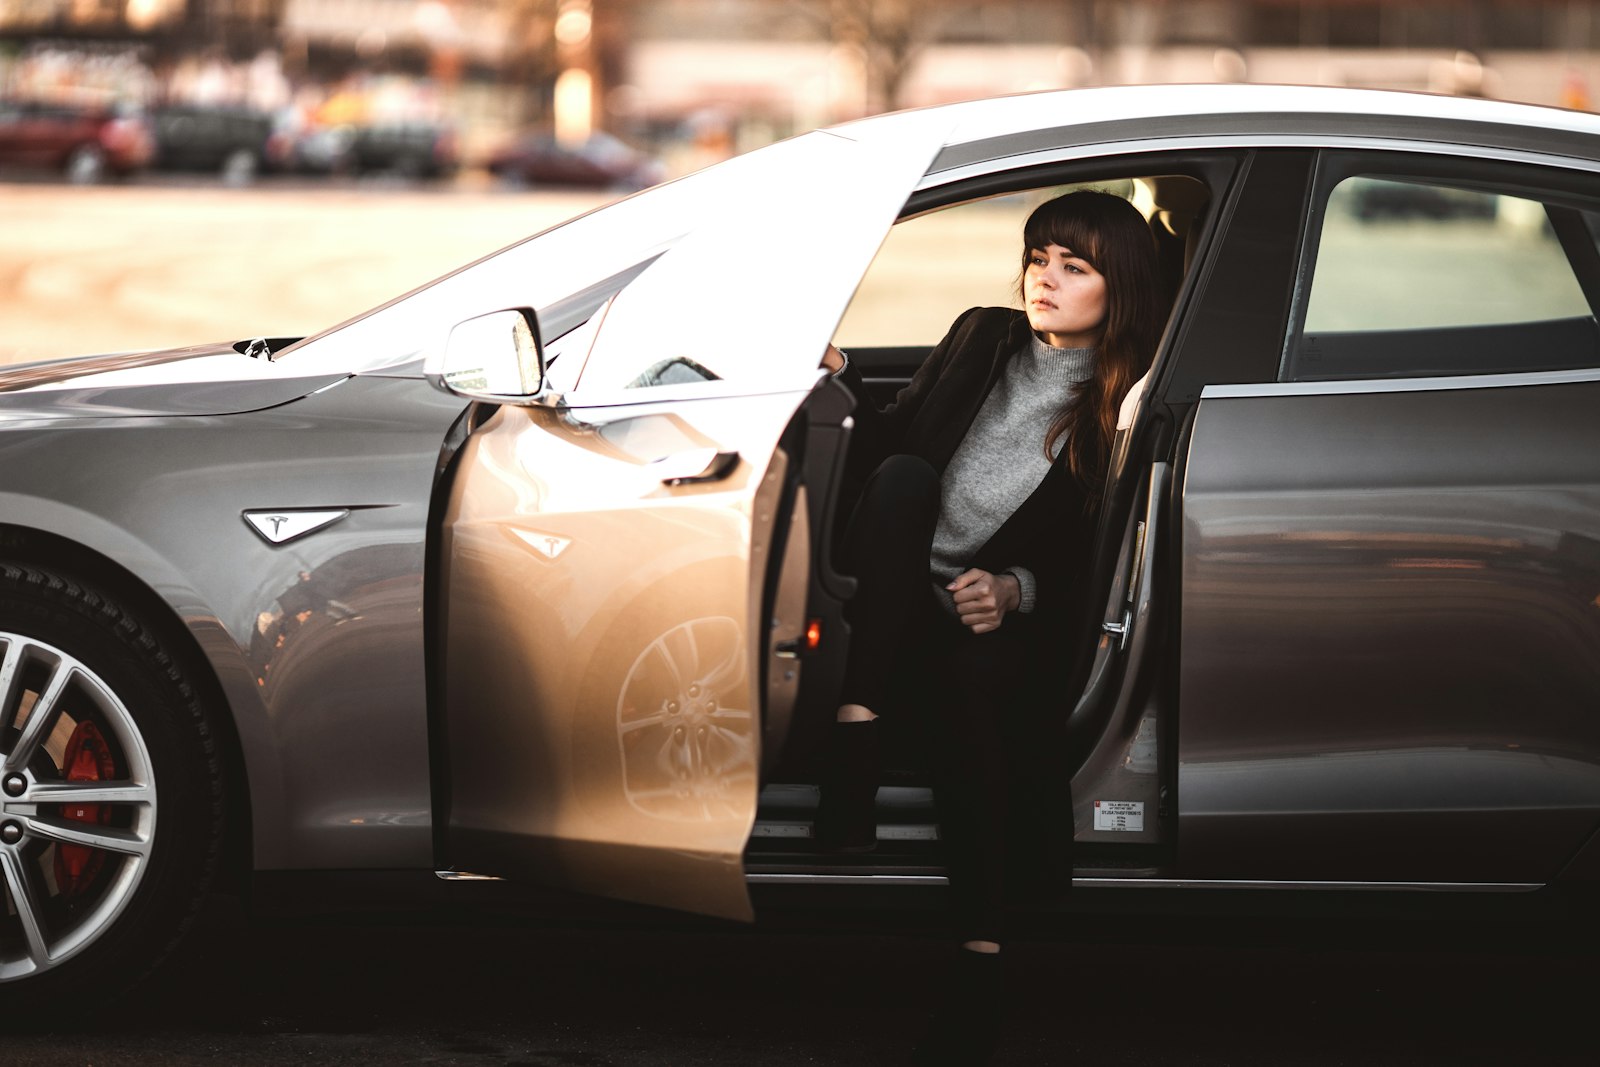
[1021,190,1163,493]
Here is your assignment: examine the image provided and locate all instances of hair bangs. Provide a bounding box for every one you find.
[1023,198,1106,268]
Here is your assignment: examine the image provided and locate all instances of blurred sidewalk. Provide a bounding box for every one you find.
[0,182,610,366]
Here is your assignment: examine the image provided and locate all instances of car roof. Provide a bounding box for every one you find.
[835,83,1600,177]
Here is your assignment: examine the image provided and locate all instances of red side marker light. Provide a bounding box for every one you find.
[805,618,823,652]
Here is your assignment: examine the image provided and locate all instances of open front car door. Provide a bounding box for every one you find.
[434,124,944,921]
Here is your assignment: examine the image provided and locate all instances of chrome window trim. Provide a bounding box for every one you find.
[919,134,1600,192]
[912,85,1600,171]
[921,134,1274,188]
[1202,365,1600,400]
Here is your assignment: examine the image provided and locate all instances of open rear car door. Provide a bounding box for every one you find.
[435,125,944,921]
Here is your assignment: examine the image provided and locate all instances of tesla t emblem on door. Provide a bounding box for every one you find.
[512,528,572,560]
[242,509,351,545]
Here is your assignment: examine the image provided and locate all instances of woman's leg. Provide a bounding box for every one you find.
[913,627,1032,1067]
[835,454,942,719]
[816,455,941,849]
[926,617,1037,948]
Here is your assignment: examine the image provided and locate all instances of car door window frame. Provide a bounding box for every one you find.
[1282,149,1600,384]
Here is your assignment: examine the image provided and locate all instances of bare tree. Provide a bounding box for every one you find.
[502,0,561,115]
[797,0,957,114]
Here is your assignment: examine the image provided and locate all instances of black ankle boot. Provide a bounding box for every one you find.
[814,719,879,852]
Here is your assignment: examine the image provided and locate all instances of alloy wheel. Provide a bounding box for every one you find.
[0,632,157,982]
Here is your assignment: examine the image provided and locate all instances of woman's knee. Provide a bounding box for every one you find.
[843,455,941,567]
[859,454,940,518]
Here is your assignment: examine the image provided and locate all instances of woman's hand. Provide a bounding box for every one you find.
[947,568,1020,634]
[819,344,845,374]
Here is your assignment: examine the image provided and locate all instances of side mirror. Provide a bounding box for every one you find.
[425,308,546,402]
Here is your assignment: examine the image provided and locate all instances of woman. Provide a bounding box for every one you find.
[816,189,1164,1057]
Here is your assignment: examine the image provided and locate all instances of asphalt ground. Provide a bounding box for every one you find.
[1,886,1595,1066]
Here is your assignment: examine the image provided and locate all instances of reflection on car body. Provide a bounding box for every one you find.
[2,84,1599,1007]
[627,357,721,389]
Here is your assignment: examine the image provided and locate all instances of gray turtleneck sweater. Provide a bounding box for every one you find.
[929,334,1096,615]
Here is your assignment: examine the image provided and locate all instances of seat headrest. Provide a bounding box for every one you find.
[1117,369,1151,431]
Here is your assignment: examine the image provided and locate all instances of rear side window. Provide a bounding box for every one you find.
[1285,172,1600,381]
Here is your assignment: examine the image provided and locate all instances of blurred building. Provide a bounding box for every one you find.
[623,1,1600,150]
[0,0,621,160]
[0,0,283,52]
[6,0,1600,168]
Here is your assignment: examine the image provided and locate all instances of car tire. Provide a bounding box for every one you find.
[0,563,224,1011]
[64,145,106,185]
[219,148,258,187]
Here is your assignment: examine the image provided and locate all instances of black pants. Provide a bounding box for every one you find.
[839,455,1064,943]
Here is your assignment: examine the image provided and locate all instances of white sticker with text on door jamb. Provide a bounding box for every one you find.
[1093,800,1144,832]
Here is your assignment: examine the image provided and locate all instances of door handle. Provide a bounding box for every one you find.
[650,448,740,486]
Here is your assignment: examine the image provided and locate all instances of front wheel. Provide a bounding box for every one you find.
[0,563,223,1008]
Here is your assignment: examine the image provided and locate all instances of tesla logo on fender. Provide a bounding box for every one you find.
[513,528,572,560]
[242,509,351,545]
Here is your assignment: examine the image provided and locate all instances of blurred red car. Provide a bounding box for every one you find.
[0,99,155,182]
[486,130,665,190]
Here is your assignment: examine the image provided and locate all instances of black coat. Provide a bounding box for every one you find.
[837,306,1103,636]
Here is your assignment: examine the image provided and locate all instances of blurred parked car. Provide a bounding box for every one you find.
[346,121,458,179]
[1348,177,1500,220]
[487,129,665,190]
[150,105,273,185]
[265,114,355,176]
[0,99,154,182]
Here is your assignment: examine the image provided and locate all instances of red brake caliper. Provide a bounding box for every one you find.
[54,721,116,897]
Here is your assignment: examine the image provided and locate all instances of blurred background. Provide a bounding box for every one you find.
[5,0,1600,363]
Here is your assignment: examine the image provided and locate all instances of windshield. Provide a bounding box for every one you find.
[278,130,862,376]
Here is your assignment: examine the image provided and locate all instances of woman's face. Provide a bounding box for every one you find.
[1023,243,1107,349]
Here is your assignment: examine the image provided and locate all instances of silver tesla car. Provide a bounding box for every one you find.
[4,84,1599,1004]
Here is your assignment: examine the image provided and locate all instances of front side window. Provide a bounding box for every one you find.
[1286,170,1600,381]
[834,174,1206,350]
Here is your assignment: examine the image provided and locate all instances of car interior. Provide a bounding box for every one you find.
[742,163,1222,879]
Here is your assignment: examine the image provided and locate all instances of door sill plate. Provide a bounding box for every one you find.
[744,871,1544,892]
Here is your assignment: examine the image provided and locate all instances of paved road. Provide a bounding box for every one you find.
[0,178,612,366]
[2,887,1593,1065]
